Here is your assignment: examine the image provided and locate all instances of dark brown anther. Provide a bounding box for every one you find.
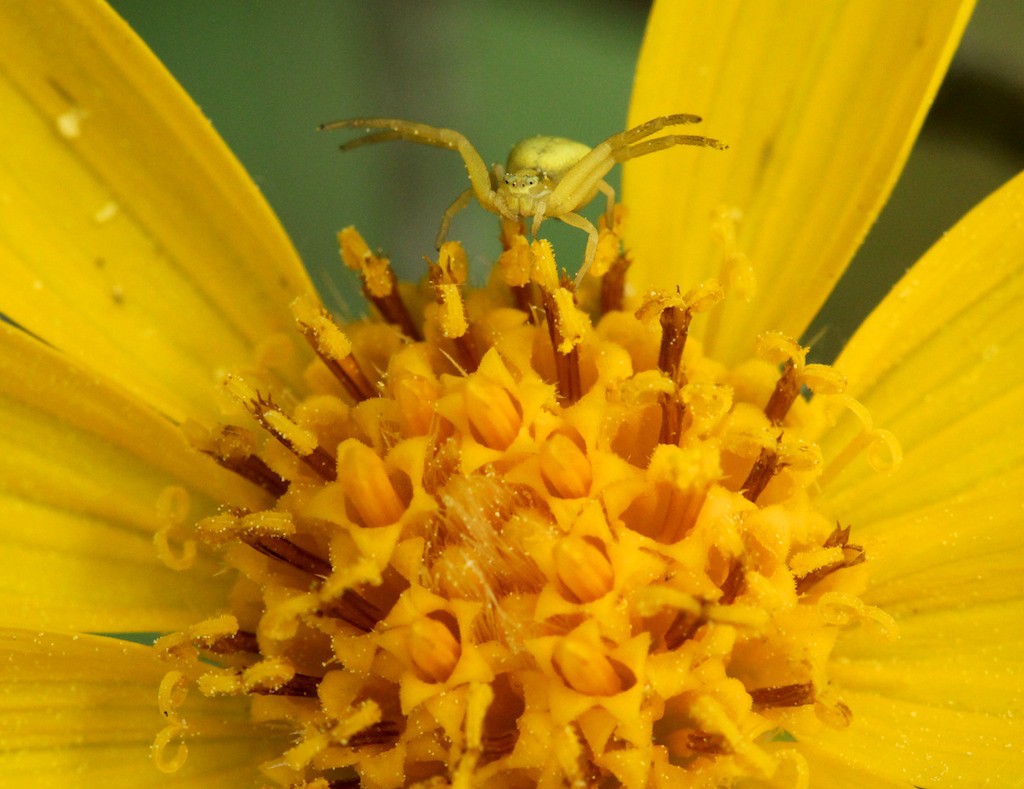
[686,730,731,755]
[254,673,323,698]
[599,253,631,315]
[247,535,332,577]
[764,359,802,426]
[741,439,782,503]
[211,452,289,497]
[320,589,387,633]
[658,391,686,446]
[204,629,260,655]
[664,609,703,650]
[718,559,745,604]
[295,320,377,403]
[749,681,816,708]
[346,719,402,747]
[249,393,338,481]
[657,305,692,386]
[200,425,289,496]
[794,523,866,594]
[541,286,582,404]
[361,266,422,341]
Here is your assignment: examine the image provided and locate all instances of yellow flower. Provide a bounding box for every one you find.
[1,1,1021,788]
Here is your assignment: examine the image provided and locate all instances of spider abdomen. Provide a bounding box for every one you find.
[506,136,593,183]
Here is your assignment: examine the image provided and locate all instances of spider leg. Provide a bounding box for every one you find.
[610,113,704,147]
[549,114,723,209]
[531,203,549,238]
[546,142,618,215]
[615,134,728,163]
[595,180,616,224]
[556,211,600,287]
[320,118,496,207]
[436,188,474,249]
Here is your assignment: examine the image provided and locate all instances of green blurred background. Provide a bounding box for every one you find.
[110,1,1022,363]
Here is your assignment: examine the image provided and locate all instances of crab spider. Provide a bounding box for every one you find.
[319,114,727,282]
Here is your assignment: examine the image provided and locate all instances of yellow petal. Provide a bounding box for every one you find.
[0,629,275,786]
[0,493,230,633]
[823,171,1024,523]
[805,173,1024,786]
[0,324,267,630]
[797,688,1024,786]
[625,0,973,363]
[0,1,314,423]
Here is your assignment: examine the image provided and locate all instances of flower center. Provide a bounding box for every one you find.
[153,211,899,787]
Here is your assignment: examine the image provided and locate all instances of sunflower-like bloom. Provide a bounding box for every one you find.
[1,2,1021,787]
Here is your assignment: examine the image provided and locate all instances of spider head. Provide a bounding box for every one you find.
[498,168,551,217]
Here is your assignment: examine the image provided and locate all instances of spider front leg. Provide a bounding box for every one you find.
[436,188,475,249]
[320,117,499,212]
[555,211,600,287]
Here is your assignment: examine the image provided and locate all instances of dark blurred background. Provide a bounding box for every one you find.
[110,0,1023,362]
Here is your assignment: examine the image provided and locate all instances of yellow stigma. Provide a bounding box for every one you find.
[160,211,897,788]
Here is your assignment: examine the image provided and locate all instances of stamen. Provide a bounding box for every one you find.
[793,523,865,594]
[245,535,331,577]
[203,629,260,655]
[197,424,289,496]
[718,559,745,604]
[320,589,387,633]
[686,730,731,755]
[338,226,421,339]
[223,374,338,480]
[764,360,801,426]
[664,609,703,649]
[599,251,630,315]
[740,439,781,503]
[749,681,816,708]
[291,297,377,402]
[541,285,585,403]
[429,245,478,370]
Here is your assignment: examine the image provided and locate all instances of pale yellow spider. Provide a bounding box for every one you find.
[319,114,726,280]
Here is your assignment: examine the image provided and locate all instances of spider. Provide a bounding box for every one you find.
[319,114,726,281]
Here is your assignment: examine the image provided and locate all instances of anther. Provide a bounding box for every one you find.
[553,536,613,602]
[718,559,745,604]
[740,440,781,503]
[749,681,816,708]
[338,226,421,339]
[291,297,377,402]
[793,524,865,594]
[664,609,703,649]
[429,245,478,370]
[599,251,630,315]
[224,375,338,481]
[541,284,585,403]
[245,535,332,577]
[196,424,289,496]
[320,589,387,633]
[764,360,802,426]
[336,439,407,528]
